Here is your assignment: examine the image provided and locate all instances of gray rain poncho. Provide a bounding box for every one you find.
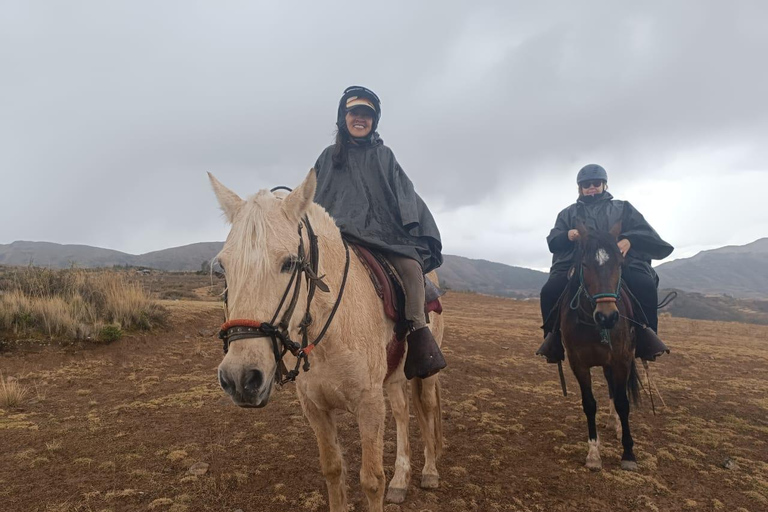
[547,191,674,276]
[313,138,443,273]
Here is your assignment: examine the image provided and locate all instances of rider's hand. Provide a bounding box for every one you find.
[617,238,631,256]
[568,229,580,241]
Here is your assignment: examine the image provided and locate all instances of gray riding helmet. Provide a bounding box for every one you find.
[577,164,608,184]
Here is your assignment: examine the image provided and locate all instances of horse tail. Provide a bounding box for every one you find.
[628,359,641,406]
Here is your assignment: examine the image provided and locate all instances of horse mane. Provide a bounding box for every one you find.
[215,190,341,297]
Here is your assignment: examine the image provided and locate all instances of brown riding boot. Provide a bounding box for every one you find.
[404,327,446,380]
[635,326,670,361]
[536,330,564,363]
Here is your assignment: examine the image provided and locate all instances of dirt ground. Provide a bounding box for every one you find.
[2,292,767,512]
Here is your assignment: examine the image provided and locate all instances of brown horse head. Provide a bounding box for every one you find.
[575,221,624,329]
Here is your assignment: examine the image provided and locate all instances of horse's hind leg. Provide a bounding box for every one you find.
[571,363,601,470]
[412,374,443,489]
[603,367,621,441]
[357,392,387,512]
[611,364,638,471]
[384,377,411,503]
[300,396,347,512]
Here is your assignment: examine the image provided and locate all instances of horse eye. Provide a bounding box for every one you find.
[281,257,297,273]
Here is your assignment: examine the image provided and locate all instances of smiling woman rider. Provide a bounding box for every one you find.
[311,86,446,380]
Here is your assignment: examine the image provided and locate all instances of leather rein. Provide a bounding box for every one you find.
[218,210,350,385]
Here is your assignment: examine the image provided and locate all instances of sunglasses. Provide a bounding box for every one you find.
[580,180,605,189]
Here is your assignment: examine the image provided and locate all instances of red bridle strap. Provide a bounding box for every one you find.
[220,319,262,331]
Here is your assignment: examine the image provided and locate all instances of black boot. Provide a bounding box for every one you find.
[536,330,564,363]
[635,326,670,361]
[404,327,446,380]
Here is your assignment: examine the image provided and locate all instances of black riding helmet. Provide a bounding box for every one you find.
[336,85,382,135]
[576,164,608,184]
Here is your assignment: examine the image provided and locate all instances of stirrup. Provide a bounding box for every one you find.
[536,331,564,364]
[405,327,446,380]
[635,326,670,361]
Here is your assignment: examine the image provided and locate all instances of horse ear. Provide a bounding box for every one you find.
[609,221,623,239]
[282,169,317,223]
[575,220,588,241]
[208,172,244,224]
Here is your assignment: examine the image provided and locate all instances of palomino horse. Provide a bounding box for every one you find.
[209,170,444,512]
[561,222,640,471]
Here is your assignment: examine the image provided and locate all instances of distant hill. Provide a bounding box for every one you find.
[0,241,548,297]
[0,241,220,272]
[657,238,768,299]
[0,241,136,268]
[438,255,547,298]
[4,237,767,301]
[660,289,768,326]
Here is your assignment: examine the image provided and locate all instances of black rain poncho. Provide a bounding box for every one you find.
[546,191,673,277]
[313,138,443,273]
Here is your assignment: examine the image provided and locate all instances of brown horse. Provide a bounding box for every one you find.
[560,222,641,471]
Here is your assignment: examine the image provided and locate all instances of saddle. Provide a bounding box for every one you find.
[350,243,444,379]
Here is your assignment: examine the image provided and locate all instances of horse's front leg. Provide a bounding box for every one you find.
[571,362,601,470]
[300,394,347,512]
[384,377,411,503]
[612,364,638,471]
[603,367,621,440]
[357,391,386,512]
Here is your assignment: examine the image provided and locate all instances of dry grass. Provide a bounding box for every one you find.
[0,266,167,340]
[0,372,28,408]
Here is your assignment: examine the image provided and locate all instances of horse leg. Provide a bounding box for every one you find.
[603,367,621,440]
[300,397,347,512]
[412,374,443,489]
[384,377,411,503]
[571,363,601,470]
[612,364,638,471]
[357,392,387,512]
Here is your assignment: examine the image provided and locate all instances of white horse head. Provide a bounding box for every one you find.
[209,169,325,407]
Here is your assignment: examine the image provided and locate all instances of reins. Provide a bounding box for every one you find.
[218,204,350,385]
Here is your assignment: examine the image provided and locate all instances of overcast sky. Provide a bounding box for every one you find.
[2,1,766,270]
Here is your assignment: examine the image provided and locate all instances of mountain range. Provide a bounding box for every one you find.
[655,238,768,299]
[2,237,767,299]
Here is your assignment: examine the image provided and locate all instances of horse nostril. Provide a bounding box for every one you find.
[594,311,606,325]
[219,371,235,395]
[608,311,619,326]
[243,369,264,393]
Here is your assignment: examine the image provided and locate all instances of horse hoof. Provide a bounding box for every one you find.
[621,460,638,471]
[420,474,439,489]
[585,459,602,471]
[386,487,407,503]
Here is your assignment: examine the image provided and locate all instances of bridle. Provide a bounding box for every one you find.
[570,264,623,310]
[218,194,350,385]
[569,250,623,346]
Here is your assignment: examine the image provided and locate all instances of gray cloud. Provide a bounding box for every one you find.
[1,0,766,268]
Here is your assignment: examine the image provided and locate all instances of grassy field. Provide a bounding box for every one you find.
[1,291,767,511]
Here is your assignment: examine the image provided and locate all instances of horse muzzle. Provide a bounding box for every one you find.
[594,308,619,330]
[219,367,273,408]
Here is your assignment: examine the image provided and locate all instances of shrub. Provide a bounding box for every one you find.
[99,324,123,342]
[0,372,28,408]
[0,266,168,340]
